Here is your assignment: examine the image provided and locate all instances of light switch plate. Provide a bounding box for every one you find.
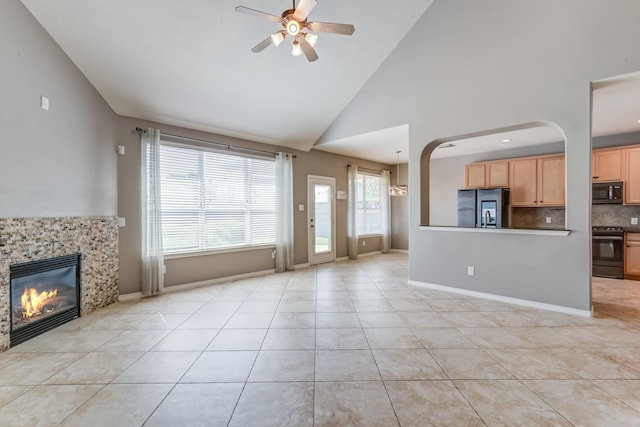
[298,204,304,211]
[40,96,49,110]
[632,217,638,225]
[118,217,126,227]
[467,266,475,276]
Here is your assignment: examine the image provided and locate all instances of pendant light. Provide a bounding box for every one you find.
[389,151,408,196]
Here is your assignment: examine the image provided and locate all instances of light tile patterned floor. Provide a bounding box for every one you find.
[1,253,640,426]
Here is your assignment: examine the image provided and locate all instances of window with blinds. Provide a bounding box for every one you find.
[157,143,276,254]
[355,173,382,235]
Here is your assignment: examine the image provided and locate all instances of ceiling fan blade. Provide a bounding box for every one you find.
[298,37,319,62]
[235,6,283,23]
[251,36,273,53]
[292,0,317,21]
[307,21,355,35]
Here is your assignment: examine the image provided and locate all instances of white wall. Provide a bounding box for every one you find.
[0,1,116,218]
[320,0,640,311]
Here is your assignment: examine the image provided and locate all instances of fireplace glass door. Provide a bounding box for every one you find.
[9,254,80,346]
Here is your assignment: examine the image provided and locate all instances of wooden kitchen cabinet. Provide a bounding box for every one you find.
[485,161,509,187]
[625,147,640,204]
[465,164,486,188]
[465,161,509,189]
[592,148,624,182]
[537,156,565,206]
[509,158,538,206]
[509,155,565,207]
[625,233,640,279]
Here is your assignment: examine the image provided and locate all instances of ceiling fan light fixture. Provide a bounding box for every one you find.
[304,33,318,47]
[286,19,301,36]
[271,31,286,47]
[291,40,303,56]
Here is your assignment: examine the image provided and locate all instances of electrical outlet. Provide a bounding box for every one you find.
[545,216,552,224]
[632,217,638,226]
[362,240,366,247]
[40,95,49,110]
[271,249,276,259]
[467,266,475,276]
[118,217,126,227]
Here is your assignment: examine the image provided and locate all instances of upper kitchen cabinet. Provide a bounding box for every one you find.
[465,160,509,189]
[625,146,640,204]
[592,148,624,182]
[537,156,565,206]
[509,158,538,206]
[485,161,509,187]
[465,163,486,188]
[509,155,565,207]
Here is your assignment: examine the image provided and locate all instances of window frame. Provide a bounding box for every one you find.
[157,140,276,256]
[355,171,383,237]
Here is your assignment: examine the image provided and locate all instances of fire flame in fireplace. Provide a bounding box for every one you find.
[21,288,58,318]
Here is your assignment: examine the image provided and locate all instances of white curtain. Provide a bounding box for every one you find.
[347,164,358,260]
[140,128,165,296]
[380,169,391,253]
[275,152,294,272]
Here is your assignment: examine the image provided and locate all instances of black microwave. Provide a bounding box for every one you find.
[593,181,623,204]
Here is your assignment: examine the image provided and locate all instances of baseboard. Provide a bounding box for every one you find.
[358,251,382,258]
[118,268,276,301]
[408,280,592,318]
[119,292,142,302]
[390,249,409,253]
[295,263,310,270]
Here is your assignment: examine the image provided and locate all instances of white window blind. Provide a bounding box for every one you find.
[355,173,382,235]
[157,143,276,254]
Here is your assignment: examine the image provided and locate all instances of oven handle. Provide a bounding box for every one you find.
[592,236,623,240]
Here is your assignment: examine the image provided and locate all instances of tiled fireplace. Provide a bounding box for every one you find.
[0,217,119,351]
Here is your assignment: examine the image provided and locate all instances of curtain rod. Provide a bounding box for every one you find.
[347,164,387,174]
[135,127,296,158]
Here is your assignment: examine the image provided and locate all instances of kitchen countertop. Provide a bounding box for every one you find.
[418,225,571,236]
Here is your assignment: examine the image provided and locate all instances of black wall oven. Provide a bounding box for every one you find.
[592,227,624,279]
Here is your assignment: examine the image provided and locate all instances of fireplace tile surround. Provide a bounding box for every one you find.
[0,217,119,351]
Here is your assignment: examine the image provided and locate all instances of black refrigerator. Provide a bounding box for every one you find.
[457,188,510,228]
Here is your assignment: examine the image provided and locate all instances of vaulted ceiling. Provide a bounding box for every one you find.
[21,0,432,159]
[20,1,640,165]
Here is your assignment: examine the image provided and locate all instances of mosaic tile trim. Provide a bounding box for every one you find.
[0,217,119,351]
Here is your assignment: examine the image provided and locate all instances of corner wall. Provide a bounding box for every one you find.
[0,0,117,218]
[318,0,640,311]
[0,1,120,350]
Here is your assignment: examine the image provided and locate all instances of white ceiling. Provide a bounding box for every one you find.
[19,2,640,164]
[21,0,433,155]
[592,71,640,137]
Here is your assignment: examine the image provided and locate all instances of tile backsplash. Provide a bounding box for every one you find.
[511,207,566,229]
[511,204,640,229]
[592,204,640,227]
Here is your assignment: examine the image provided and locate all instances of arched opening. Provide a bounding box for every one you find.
[420,122,567,229]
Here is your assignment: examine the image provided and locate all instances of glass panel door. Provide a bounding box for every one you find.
[308,176,336,265]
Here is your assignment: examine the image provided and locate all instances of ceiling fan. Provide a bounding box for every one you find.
[235,0,355,62]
